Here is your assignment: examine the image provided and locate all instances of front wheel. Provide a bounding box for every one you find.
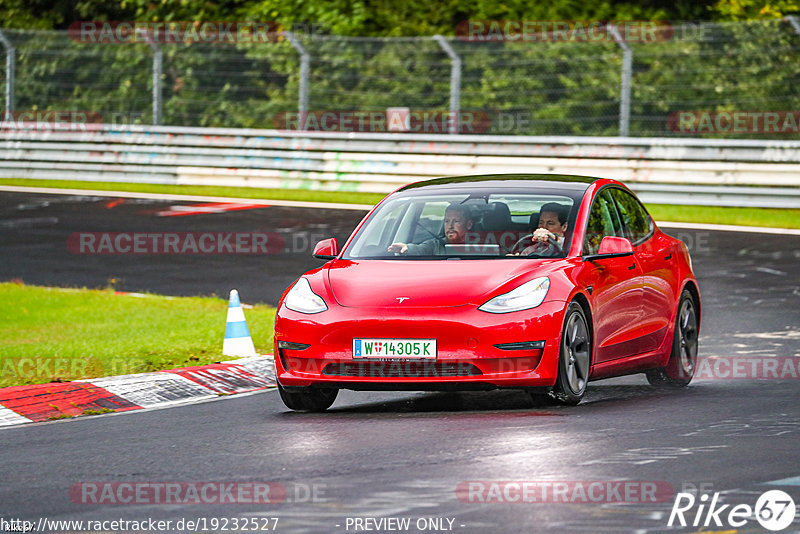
[550,302,592,405]
[646,290,698,388]
[277,382,338,412]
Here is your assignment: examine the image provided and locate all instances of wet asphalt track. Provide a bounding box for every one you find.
[1,191,800,533]
[0,192,364,304]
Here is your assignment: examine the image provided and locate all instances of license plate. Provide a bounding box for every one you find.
[352,338,436,360]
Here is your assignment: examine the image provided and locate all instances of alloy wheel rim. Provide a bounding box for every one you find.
[564,311,590,394]
[678,299,698,376]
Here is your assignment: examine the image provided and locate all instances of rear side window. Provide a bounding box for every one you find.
[609,188,654,244]
[583,189,625,255]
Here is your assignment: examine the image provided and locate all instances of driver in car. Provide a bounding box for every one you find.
[387,204,474,255]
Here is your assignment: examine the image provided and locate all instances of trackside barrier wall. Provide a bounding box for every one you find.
[1,125,799,208]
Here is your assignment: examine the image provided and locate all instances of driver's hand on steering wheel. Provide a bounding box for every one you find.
[387,243,408,254]
[533,228,555,243]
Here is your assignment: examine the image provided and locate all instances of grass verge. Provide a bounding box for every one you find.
[0,178,386,206]
[647,204,800,229]
[0,282,275,388]
[0,178,798,228]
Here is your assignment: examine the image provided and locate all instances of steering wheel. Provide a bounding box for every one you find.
[509,234,534,255]
[510,233,562,257]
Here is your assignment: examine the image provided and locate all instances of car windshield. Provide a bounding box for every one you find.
[343,189,579,260]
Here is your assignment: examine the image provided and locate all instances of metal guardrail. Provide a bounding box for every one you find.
[0,125,799,208]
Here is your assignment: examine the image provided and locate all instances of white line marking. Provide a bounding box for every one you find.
[0,406,32,427]
[2,185,799,234]
[0,357,276,429]
[755,266,788,276]
[0,185,375,211]
[85,372,218,408]
[764,476,800,486]
[0,388,277,430]
[657,220,800,235]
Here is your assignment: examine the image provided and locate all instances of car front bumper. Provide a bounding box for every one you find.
[274,300,567,390]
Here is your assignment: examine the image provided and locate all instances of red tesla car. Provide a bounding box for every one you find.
[273,174,700,410]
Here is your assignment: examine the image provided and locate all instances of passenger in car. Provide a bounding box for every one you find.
[387,204,475,255]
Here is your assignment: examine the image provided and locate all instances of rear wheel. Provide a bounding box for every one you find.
[277,382,338,412]
[646,290,698,388]
[550,302,592,405]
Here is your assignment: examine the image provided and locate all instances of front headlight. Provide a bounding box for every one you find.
[284,278,328,314]
[478,277,550,314]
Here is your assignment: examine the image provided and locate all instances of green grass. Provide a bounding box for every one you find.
[0,178,386,206]
[647,204,800,229]
[82,408,115,416]
[2,178,799,228]
[0,282,275,388]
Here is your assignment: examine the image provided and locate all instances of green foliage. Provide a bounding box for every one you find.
[713,0,800,19]
[1,4,798,136]
[628,19,800,137]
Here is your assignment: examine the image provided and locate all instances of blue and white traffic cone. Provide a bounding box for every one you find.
[223,289,257,357]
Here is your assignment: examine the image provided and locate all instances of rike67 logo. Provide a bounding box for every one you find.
[669,490,796,531]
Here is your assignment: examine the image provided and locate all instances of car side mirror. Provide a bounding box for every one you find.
[585,236,634,261]
[312,238,339,259]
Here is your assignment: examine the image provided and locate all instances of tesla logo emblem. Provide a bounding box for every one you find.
[396,297,410,303]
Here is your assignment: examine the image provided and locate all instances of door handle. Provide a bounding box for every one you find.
[664,253,672,260]
[628,263,636,270]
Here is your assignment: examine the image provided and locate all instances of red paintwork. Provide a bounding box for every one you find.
[273,177,700,391]
[312,237,338,257]
[597,236,634,255]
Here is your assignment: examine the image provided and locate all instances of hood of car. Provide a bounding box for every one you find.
[326,259,554,308]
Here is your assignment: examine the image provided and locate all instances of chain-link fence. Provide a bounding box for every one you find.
[0,20,799,137]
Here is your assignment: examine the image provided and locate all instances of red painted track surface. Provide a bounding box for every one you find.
[0,382,141,421]
[0,357,276,425]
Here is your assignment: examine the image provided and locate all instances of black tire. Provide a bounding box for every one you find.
[646,290,698,388]
[277,382,338,412]
[549,302,592,405]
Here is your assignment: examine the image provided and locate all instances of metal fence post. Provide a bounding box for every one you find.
[136,28,162,125]
[607,25,632,137]
[786,15,800,35]
[285,31,310,125]
[0,30,15,122]
[151,45,163,125]
[434,35,461,135]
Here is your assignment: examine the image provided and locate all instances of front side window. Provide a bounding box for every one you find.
[609,188,654,244]
[583,189,625,255]
[344,189,578,259]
